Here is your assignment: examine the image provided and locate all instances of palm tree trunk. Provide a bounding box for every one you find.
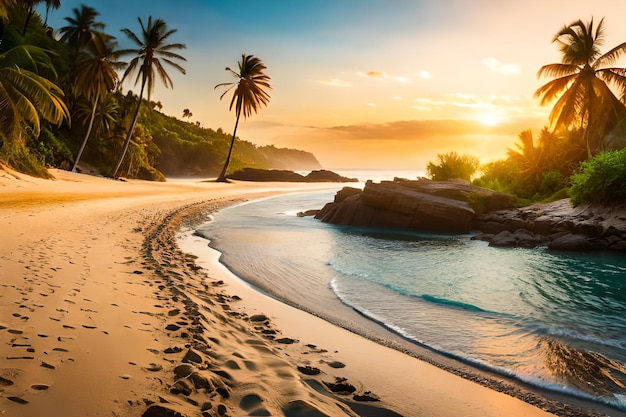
[112,81,145,178]
[217,111,240,182]
[72,92,99,172]
[22,7,34,36]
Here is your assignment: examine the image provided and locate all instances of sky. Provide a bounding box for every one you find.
[42,0,626,170]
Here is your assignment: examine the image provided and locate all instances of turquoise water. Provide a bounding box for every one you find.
[195,189,626,410]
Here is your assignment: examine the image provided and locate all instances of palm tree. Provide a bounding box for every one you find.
[71,33,124,172]
[214,54,271,182]
[182,108,192,119]
[112,16,186,178]
[535,18,626,158]
[0,44,69,152]
[59,5,105,57]
[20,0,60,35]
[507,129,544,183]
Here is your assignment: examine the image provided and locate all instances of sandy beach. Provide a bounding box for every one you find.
[0,167,610,417]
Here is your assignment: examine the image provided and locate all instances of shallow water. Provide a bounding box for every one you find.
[195,189,626,410]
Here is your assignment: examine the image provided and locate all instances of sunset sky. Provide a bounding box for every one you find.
[43,0,626,170]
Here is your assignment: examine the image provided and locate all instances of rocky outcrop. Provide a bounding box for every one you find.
[314,178,516,234]
[228,168,358,183]
[314,179,626,252]
[473,199,626,252]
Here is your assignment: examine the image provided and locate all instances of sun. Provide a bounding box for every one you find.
[477,113,500,127]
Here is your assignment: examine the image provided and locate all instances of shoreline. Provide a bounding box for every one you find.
[0,168,618,416]
[180,199,623,417]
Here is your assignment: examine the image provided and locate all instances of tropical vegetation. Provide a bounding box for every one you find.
[429,18,626,206]
[0,3,312,180]
[426,152,479,182]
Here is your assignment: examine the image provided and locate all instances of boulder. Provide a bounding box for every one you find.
[548,234,590,251]
[489,229,549,248]
[475,199,626,252]
[315,179,514,234]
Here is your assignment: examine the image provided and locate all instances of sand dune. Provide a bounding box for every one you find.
[0,167,588,416]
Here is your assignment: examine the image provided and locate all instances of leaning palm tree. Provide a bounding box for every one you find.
[0,44,69,153]
[214,54,271,182]
[535,18,626,158]
[71,32,124,172]
[112,16,186,178]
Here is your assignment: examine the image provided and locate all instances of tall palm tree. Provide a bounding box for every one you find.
[0,44,69,151]
[214,53,271,182]
[112,16,186,178]
[182,108,192,119]
[535,18,626,158]
[71,32,124,172]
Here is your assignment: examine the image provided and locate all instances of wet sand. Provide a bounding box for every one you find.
[0,167,611,416]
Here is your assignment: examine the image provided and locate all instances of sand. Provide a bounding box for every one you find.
[0,167,607,417]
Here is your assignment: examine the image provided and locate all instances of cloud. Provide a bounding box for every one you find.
[482,57,520,75]
[363,71,412,83]
[418,70,432,79]
[320,118,543,142]
[366,70,388,78]
[314,77,351,87]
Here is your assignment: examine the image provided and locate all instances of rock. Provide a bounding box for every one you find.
[227,168,358,183]
[476,199,626,252]
[316,179,513,234]
[303,170,358,182]
[489,231,517,247]
[548,234,590,251]
[489,229,548,248]
[296,209,320,217]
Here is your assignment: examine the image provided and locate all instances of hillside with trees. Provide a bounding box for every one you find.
[0,3,321,180]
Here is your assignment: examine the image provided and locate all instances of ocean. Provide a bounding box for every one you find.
[189,173,626,412]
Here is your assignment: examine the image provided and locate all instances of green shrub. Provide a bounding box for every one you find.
[426,152,479,181]
[539,171,568,196]
[570,149,626,205]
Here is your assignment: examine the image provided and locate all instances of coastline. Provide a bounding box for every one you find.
[181,200,623,417]
[0,168,614,416]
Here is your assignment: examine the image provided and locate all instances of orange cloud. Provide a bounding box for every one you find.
[314,78,351,87]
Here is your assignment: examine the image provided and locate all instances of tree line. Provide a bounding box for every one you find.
[426,18,626,206]
[0,1,274,180]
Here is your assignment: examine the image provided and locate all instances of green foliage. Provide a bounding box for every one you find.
[0,139,51,178]
[570,149,626,205]
[426,152,479,181]
[27,126,73,169]
[539,171,568,196]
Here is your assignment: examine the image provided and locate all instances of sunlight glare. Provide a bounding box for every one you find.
[478,113,499,127]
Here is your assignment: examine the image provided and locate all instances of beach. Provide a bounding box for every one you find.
[0,168,606,417]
